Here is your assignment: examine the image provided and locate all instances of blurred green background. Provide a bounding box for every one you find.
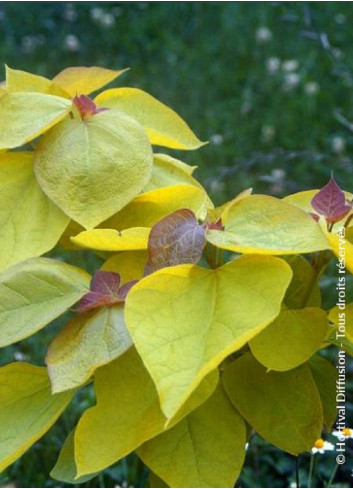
[1,1,353,488]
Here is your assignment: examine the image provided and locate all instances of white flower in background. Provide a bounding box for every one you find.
[245,442,249,451]
[64,34,80,52]
[21,35,44,53]
[14,351,29,361]
[332,427,353,439]
[283,72,300,90]
[64,3,77,22]
[311,438,335,454]
[261,125,276,142]
[100,13,115,27]
[332,136,346,154]
[305,81,320,95]
[335,13,346,24]
[91,7,104,21]
[266,57,281,74]
[210,134,224,146]
[282,59,299,72]
[256,27,272,44]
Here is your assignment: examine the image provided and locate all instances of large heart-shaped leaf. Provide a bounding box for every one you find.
[53,66,127,97]
[101,184,212,230]
[206,195,329,254]
[51,430,98,484]
[144,153,201,192]
[46,305,132,393]
[138,384,246,488]
[249,307,329,371]
[0,258,89,347]
[95,87,205,150]
[125,255,292,419]
[223,353,323,455]
[74,348,218,477]
[0,91,71,149]
[35,109,153,228]
[0,363,74,472]
[71,227,150,252]
[5,65,69,97]
[0,152,70,271]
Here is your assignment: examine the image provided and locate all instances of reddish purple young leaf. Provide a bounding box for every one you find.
[76,270,135,312]
[311,176,352,223]
[205,217,223,231]
[73,94,108,120]
[144,209,206,275]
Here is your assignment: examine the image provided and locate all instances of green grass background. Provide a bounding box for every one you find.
[1,2,353,487]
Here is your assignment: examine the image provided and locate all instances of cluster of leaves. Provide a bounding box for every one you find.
[0,65,353,488]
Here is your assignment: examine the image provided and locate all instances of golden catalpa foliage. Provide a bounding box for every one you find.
[0,65,352,487]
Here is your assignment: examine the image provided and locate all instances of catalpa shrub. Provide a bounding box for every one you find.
[0,65,352,488]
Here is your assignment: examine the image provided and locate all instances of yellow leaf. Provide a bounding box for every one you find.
[206,195,329,254]
[46,305,132,393]
[101,250,148,282]
[61,184,211,250]
[0,257,89,347]
[223,353,323,455]
[74,348,218,476]
[346,226,353,244]
[144,154,199,191]
[0,152,70,271]
[34,109,153,228]
[249,307,329,371]
[59,219,85,250]
[144,154,213,210]
[149,472,169,488]
[125,255,292,419]
[53,66,128,97]
[5,65,70,97]
[101,184,211,231]
[207,188,253,223]
[137,384,246,488]
[0,363,73,472]
[51,430,98,484]
[95,88,206,150]
[283,256,321,308]
[155,153,197,175]
[309,355,337,430]
[0,91,72,150]
[325,230,353,275]
[71,227,150,252]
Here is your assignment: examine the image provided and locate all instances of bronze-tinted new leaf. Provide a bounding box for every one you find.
[72,95,107,120]
[76,271,135,312]
[311,176,352,223]
[144,209,206,275]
